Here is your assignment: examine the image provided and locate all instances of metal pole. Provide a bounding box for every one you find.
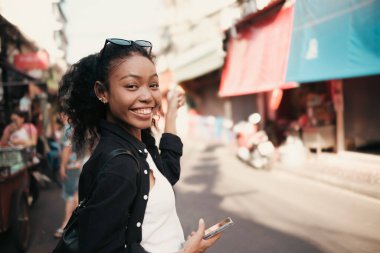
[0,33,10,127]
[331,79,345,152]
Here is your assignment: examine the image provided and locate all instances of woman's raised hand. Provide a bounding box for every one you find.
[166,87,185,115]
[164,87,185,135]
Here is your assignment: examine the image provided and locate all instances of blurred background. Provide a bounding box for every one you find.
[0,0,380,252]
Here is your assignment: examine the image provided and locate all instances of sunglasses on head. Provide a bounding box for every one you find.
[99,38,152,60]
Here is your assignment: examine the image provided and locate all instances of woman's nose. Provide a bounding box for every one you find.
[138,87,153,102]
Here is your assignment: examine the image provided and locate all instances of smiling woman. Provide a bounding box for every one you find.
[54,39,222,253]
[95,54,161,138]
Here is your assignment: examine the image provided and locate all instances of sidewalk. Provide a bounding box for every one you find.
[190,137,380,201]
[273,151,380,200]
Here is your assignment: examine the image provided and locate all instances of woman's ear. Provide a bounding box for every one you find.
[94,81,108,104]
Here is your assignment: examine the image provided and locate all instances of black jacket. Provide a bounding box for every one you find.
[78,120,183,253]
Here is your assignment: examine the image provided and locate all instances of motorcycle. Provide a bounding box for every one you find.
[234,114,275,170]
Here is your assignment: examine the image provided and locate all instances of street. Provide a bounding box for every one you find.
[1,1,380,253]
[0,181,63,253]
[1,140,380,253]
[176,139,380,253]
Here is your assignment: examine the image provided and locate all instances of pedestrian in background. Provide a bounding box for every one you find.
[19,89,32,116]
[55,39,221,253]
[53,114,85,238]
[0,109,37,148]
[46,115,65,185]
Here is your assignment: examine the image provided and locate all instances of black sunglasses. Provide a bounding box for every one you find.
[99,38,152,60]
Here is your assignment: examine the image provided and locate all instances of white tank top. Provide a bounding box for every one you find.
[141,153,185,253]
[9,127,29,147]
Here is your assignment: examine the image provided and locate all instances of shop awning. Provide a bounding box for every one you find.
[0,60,40,82]
[286,0,380,83]
[219,4,296,97]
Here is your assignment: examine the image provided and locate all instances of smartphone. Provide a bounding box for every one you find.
[203,217,234,240]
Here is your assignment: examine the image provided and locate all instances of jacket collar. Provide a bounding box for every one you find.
[99,120,149,157]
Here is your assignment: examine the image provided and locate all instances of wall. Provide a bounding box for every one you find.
[180,70,235,142]
[229,94,257,123]
[181,70,225,116]
[344,75,380,153]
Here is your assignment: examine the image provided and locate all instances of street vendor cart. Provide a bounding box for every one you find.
[0,147,31,252]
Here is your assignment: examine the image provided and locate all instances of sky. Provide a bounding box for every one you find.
[63,0,165,64]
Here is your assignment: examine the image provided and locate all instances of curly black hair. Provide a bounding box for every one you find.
[58,42,155,156]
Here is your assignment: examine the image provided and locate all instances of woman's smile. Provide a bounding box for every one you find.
[130,107,153,115]
[130,107,155,120]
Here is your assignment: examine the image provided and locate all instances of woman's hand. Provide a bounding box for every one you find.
[164,87,185,135]
[60,167,67,180]
[8,122,18,133]
[166,87,185,116]
[180,219,222,253]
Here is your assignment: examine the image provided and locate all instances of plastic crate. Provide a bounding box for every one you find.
[0,148,28,176]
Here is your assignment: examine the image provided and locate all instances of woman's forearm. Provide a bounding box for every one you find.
[164,112,177,135]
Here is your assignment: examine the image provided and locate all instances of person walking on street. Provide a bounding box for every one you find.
[53,114,84,238]
[56,39,222,253]
[19,89,32,116]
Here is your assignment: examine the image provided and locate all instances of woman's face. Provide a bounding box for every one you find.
[11,114,24,128]
[105,54,161,138]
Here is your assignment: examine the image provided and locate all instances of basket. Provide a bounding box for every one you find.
[0,147,28,177]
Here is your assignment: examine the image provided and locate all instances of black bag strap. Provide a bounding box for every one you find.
[79,148,139,207]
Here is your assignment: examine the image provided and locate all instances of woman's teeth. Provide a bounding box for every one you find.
[133,108,152,115]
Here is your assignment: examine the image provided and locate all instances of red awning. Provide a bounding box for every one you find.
[219,5,296,97]
[14,51,49,70]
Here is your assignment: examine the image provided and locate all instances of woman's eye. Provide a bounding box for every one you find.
[125,84,138,90]
[150,83,159,89]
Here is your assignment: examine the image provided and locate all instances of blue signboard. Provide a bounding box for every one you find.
[286,0,380,83]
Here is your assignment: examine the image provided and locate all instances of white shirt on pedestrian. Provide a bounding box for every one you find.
[19,95,31,112]
[141,152,185,253]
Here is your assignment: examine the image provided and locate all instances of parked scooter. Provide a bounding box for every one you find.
[234,113,275,170]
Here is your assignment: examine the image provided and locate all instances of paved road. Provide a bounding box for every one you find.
[28,184,64,253]
[0,183,64,253]
[176,140,380,253]
[2,139,380,253]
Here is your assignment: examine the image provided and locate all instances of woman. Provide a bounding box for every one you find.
[0,109,37,148]
[57,39,221,253]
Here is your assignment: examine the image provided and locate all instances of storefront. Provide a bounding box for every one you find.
[284,0,380,156]
[219,0,294,128]
[180,70,234,142]
[275,81,336,152]
[0,15,40,131]
[220,0,380,158]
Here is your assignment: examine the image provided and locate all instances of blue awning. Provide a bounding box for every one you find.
[286,0,380,83]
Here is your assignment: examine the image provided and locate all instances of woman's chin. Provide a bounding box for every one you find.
[135,120,153,130]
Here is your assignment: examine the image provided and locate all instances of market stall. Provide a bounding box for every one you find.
[0,147,32,252]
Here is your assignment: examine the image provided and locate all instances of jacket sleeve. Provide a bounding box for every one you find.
[78,155,149,253]
[158,133,183,185]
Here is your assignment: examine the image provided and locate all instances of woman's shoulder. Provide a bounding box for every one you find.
[95,137,136,156]
[89,141,140,178]
[23,123,37,132]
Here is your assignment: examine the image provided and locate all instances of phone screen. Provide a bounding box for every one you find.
[203,217,234,240]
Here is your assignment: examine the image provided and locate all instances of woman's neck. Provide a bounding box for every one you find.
[122,125,141,141]
[106,116,142,141]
